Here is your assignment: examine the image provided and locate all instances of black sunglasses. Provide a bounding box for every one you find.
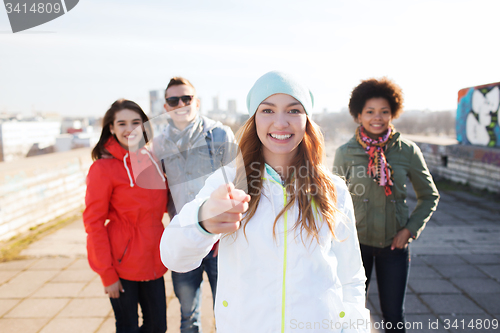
[166,95,194,107]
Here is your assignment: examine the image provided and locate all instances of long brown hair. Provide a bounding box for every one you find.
[91,99,150,161]
[234,115,339,243]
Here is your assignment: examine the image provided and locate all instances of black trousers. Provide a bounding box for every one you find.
[109,276,167,333]
[360,244,410,333]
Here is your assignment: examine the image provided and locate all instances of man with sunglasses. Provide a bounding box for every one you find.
[157,77,234,333]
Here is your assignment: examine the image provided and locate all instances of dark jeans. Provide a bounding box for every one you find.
[171,249,218,333]
[360,244,410,333]
[109,277,166,333]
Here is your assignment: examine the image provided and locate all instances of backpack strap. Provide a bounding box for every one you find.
[205,127,228,172]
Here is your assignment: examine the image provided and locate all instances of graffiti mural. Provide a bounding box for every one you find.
[457,82,500,147]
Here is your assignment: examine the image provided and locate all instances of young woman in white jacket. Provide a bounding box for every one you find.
[160,71,370,333]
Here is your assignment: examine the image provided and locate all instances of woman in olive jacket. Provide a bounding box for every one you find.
[333,78,439,333]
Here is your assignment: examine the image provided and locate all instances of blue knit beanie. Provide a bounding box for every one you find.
[246,71,314,116]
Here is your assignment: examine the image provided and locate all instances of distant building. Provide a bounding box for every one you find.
[212,96,220,113]
[0,120,61,162]
[228,100,237,114]
[149,90,165,118]
[148,90,168,135]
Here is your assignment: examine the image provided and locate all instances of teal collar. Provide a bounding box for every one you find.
[265,163,285,185]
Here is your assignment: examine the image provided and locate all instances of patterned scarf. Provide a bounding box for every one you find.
[165,115,203,159]
[355,124,395,196]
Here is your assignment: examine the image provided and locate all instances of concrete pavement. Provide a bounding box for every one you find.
[0,220,215,333]
[367,184,500,333]
[0,184,498,332]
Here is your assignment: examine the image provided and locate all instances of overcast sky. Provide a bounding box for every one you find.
[1,0,499,117]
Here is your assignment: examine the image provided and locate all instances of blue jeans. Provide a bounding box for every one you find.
[109,277,167,333]
[171,249,218,333]
[360,244,410,333]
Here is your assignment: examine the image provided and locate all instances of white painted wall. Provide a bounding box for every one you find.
[0,148,92,241]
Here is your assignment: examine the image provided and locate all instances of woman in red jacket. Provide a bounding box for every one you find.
[84,99,168,333]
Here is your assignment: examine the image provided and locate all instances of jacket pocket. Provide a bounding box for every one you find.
[395,199,409,228]
[352,197,368,240]
[116,239,130,264]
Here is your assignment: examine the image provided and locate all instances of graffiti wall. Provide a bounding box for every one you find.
[457,82,500,147]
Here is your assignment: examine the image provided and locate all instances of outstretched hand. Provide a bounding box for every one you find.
[199,183,250,234]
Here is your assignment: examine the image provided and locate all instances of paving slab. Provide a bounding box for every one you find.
[407,265,441,280]
[408,256,426,266]
[20,223,87,258]
[95,317,114,333]
[0,299,20,317]
[477,264,500,281]
[66,258,92,270]
[405,294,431,314]
[460,254,500,265]
[431,219,470,226]
[0,270,20,285]
[420,294,485,314]
[56,298,112,318]
[420,255,468,266]
[470,293,500,314]
[0,281,42,299]
[412,226,500,255]
[51,269,99,283]
[366,281,379,295]
[31,282,87,298]
[0,270,60,298]
[29,257,75,270]
[39,317,104,333]
[451,278,500,294]
[469,246,500,255]
[408,279,460,294]
[4,270,59,285]
[0,318,50,333]
[0,259,36,270]
[4,298,70,318]
[432,264,489,279]
[78,280,108,298]
[367,294,381,315]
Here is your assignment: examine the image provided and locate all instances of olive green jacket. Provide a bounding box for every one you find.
[333,132,439,248]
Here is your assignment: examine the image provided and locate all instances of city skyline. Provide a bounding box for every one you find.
[1,0,499,117]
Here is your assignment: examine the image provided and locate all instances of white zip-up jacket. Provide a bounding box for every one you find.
[160,165,370,333]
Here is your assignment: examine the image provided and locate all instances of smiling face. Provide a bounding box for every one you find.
[255,93,307,169]
[110,109,144,150]
[164,84,200,130]
[357,97,392,139]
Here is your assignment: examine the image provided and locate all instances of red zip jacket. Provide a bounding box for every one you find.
[84,137,168,287]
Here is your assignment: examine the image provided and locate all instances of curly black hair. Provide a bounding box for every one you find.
[348,77,404,121]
